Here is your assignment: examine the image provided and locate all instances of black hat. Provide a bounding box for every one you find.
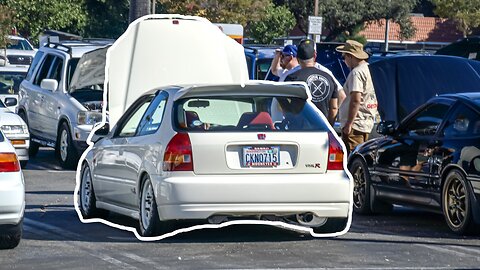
[297,39,315,60]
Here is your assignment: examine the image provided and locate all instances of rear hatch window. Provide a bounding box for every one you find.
[174,96,329,132]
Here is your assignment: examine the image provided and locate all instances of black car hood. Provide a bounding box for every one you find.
[369,55,480,123]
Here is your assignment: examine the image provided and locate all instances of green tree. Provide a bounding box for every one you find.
[84,0,129,39]
[249,4,296,44]
[1,0,87,43]
[431,0,480,37]
[0,5,14,48]
[275,0,417,41]
[157,0,270,26]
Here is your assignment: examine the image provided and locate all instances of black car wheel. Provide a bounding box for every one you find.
[0,222,22,249]
[56,122,78,169]
[79,163,107,219]
[349,157,392,214]
[442,169,478,235]
[350,158,372,214]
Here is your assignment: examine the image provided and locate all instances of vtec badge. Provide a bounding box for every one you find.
[257,133,266,140]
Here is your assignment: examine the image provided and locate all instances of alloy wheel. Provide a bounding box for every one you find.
[141,181,155,230]
[81,168,92,212]
[60,129,69,162]
[445,176,467,228]
[353,165,366,210]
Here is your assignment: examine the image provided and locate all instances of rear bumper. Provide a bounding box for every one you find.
[153,171,351,220]
[0,172,25,225]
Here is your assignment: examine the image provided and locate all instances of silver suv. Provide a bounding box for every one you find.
[18,42,107,168]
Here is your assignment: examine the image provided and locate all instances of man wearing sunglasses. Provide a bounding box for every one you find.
[270,44,299,82]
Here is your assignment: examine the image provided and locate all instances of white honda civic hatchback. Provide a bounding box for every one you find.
[80,83,351,236]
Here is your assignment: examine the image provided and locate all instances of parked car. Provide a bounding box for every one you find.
[348,93,480,235]
[0,100,29,167]
[18,42,109,168]
[0,130,24,249]
[244,45,278,80]
[6,35,36,67]
[80,83,351,236]
[0,65,28,113]
[435,36,480,60]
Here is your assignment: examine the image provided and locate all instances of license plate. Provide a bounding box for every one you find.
[243,146,280,167]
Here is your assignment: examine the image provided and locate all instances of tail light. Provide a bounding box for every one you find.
[0,153,20,172]
[163,133,193,171]
[327,133,344,170]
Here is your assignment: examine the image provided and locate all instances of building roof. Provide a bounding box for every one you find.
[360,17,463,43]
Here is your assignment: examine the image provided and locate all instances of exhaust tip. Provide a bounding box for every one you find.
[296,213,327,227]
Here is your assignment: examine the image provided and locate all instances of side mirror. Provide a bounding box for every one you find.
[4,97,17,107]
[376,120,396,136]
[40,79,58,92]
[94,123,110,136]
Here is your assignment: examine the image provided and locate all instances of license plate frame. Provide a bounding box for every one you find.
[242,146,280,167]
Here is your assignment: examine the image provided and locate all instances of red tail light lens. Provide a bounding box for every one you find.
[163,133,193,171]
[0,153,20,172]
[327,133,344,170]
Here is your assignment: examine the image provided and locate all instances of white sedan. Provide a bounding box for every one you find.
[80,83,351,236]
[0,100,29,167]
[0,130,24,249]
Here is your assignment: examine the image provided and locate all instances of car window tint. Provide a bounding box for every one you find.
[175,96,329,132]
[26,51,44,81]
[137,93,168,136]
[442,105,480,137]
[33,54,55,86]
[402,103,451,136]
[66,58,80,90]
[47,57,63,83]
[118,101,151,137]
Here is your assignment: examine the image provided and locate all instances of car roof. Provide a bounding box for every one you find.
[150,82,310,101]
[7,35,27,41]
[438,92,480,108]
[42,42,109,58]
[244,45,278,58]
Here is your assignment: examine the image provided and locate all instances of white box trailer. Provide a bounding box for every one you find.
[106,14,249,127]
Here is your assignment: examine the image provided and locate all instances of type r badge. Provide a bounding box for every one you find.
[257,133,266,140]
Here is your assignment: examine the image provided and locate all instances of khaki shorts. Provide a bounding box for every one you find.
[342,129,369,155]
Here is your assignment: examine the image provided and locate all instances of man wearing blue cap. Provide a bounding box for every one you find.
[270,44,299,82]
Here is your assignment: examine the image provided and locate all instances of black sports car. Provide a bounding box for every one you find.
[348,93,480,235]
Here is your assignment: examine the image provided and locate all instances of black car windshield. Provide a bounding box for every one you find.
[0,71,27,95]
[175,96,329,132]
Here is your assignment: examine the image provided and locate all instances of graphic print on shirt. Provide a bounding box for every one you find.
[306,74,330,103]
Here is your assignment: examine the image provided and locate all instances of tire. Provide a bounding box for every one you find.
[0,222,22,249]
[18,111,39,158]
[29,141,40,158]
[20,160,28,168]
[56,122,78,169]
[313,218,348,234]
[79,163,107,219]
[138,175,172,237]
[349,158,392,215]
[442,169,478,235]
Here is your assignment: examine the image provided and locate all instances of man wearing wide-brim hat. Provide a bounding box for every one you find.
[335,40,378,154]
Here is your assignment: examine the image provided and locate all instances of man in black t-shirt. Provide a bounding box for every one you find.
[285,39,339,125]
